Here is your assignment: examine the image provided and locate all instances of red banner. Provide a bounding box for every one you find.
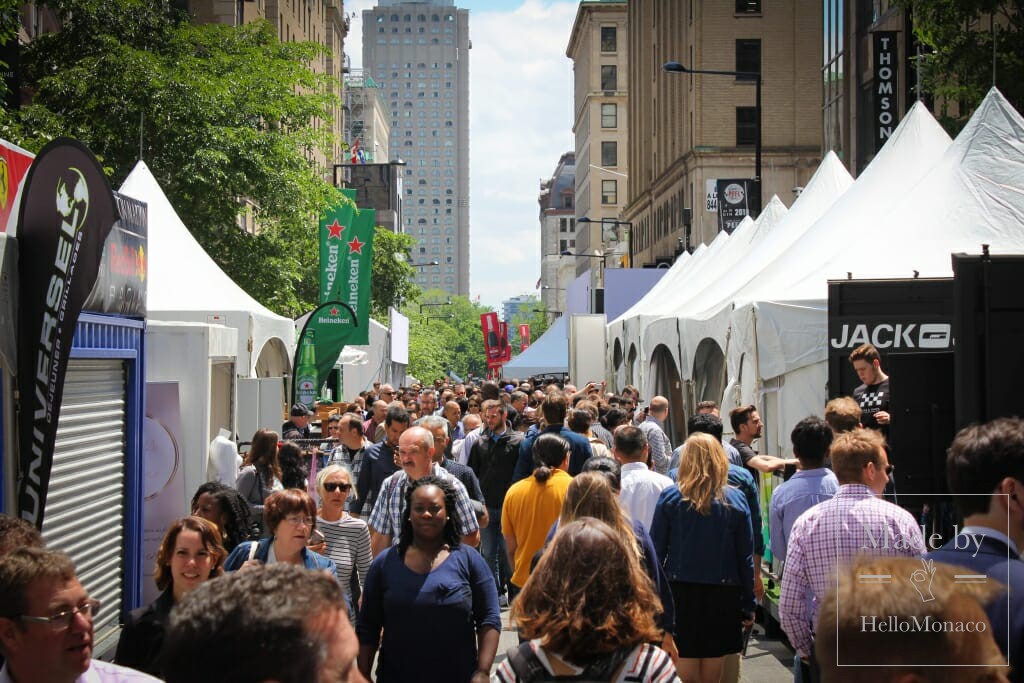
[519,323,531,351]
[498,322,512,362]
[0,139,35,233]
[480,312,502,363]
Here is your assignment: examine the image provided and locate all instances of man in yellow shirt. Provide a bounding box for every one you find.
[501,433,573,597]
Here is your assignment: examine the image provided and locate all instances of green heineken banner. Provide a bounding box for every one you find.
[319,190,374,345]
[291,300,359,409]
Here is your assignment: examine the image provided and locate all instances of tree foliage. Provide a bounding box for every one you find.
[2,0,413,319]
[370,229,420,320]
[508,295,550,349]
[896,0,1023,132]
[402,290,493,382]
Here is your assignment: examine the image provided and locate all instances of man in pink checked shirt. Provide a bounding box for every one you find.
[780,428,923,680]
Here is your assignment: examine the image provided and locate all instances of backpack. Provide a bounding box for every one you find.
[505,643,634,682]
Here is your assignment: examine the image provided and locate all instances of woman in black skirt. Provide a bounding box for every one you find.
[650,432,755,682]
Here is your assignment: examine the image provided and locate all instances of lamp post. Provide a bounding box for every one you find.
[427,313,455,321]
[663,61,761,217]
[419,298,452,315]
[577,217,634,268]
[408,260,439,269]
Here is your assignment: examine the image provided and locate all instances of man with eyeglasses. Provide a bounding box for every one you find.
[780,428,922,680]
[0,547,159,682]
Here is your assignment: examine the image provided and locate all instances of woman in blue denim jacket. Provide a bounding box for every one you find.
[223,489,338,578]
[650,432,755,683]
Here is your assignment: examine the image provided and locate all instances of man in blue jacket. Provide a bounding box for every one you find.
[925,417,1024,682]
[512,392,592,482]
[352,406,409,517]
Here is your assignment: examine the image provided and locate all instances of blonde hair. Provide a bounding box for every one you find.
[559,472,641,560]
[316,464,357,501]
[676,432,728,515]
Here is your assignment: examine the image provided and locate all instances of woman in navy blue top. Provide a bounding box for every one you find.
[650,433,755,683]
[357,475,501,683]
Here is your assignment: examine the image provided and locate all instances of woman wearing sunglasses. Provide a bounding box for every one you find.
[316,464,372,608]
[223,489,338,579]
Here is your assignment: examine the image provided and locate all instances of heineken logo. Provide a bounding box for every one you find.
[326,220,344,239]
[318,315,351,325]
[347,236,365,254]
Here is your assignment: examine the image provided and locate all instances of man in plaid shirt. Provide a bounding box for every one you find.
[368,426,480,556]
[780,428,923,672]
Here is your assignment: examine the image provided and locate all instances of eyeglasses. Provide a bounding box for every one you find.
[283,515,314,527]
[18,599,100,631]
[323,482,351,493]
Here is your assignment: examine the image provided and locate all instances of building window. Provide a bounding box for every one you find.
[600,26,617,52]
[600,103,617,128]
[735,39,761,80]
[600,65,617,91]
[735,0,761,13]
[601,180,617,205]
[600,141,617,167]
[736,107,758,146]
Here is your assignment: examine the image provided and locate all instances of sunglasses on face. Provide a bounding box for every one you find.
[323,482,352,492]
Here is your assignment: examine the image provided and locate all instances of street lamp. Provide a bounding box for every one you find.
[419,298,452,314]
[409,260,439,268]
[532,308,562,316]
[577,216,634,267]
[561,250,605,260]
[663,60,761,216]
[427,313,455,321]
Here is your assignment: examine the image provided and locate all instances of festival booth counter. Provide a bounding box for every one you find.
[503,315,569,378]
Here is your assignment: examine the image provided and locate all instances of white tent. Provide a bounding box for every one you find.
[503,315,569,377]
[120,162,295,378]
[641,199,789,399]
[728,89,1024,452]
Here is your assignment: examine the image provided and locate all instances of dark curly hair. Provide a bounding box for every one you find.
[277,441,309,490]
[397,475,460,556]
[190,481,229,512]
[212,488,258,552]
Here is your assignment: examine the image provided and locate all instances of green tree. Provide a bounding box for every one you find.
[896,0,1023,133]
[369,228,420,320]
[5,1,342,317]
[510,301,550,351]
[403,291,493,382]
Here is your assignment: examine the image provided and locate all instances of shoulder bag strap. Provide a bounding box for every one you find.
[507,642,550,682]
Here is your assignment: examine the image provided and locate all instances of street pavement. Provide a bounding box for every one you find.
[491,606,794,681]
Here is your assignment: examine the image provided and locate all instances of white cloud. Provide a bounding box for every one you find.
[346,0,577,310]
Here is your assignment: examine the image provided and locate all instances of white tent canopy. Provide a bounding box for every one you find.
[727,89,1024,452]
[503,315,569,377]
[120,161,294,378]
[728,100,954,390]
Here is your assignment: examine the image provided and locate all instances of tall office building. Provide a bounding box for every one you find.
[363,0,471,296]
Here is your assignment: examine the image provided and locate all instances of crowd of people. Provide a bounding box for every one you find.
[1,347,1023,682]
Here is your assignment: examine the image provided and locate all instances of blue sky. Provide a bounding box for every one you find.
[346,0,579,309]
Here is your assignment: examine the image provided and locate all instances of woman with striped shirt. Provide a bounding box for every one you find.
[316,464,372,608]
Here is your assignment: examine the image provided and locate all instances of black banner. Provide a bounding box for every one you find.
[16,138,117,528]
[873,31,899,152]
[716,179,756,234]
[83,192,147,316]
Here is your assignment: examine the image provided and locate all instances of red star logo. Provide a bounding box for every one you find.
[330,307,339,315]
[347,236,365,254]
[326,220,344,239]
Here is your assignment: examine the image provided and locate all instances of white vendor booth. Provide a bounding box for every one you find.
[120,162,295,505]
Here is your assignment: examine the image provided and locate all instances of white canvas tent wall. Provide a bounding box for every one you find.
[119,162,295,379]
[728,90,1023,452]
[641,200,786,400]
[503,315,569,378]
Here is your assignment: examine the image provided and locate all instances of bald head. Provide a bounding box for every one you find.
[650,396,669,419]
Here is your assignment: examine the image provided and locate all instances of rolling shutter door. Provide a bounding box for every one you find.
[40,358,127,651]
